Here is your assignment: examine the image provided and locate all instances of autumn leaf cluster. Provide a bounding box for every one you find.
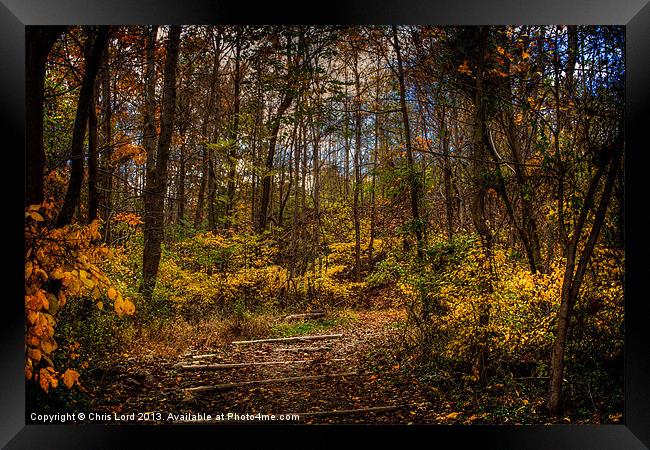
[25,200,135,392]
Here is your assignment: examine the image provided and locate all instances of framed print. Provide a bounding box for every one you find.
[2,0,649,448]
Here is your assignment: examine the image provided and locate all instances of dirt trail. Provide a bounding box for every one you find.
[84,310,435,424]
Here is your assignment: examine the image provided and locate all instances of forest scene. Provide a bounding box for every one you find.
[25,25,624,424]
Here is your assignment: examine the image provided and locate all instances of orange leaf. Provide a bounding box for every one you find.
[122,299,135,315]
[29,211,44,222]
[62,369,80,389]
[28,347,42,362]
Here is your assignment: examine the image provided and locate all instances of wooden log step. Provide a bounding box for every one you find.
[183,371,358,392]
[294,402,432,418]
[231,333,343,345]
[191,353,220,360]
[284,312,325,321]
[272,346,332,352]
[178,358,346,371]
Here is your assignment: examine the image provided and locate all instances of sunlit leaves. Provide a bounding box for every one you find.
[25,201,135,392]
[110,142,146,166]
[114,212,144,227]
[61,369,80,388]
[457,60,472,76]
[26,211,45,222]
[38,367,58,393]
[114,293,136,316]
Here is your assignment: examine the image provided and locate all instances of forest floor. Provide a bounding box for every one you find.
[77,309,455,424]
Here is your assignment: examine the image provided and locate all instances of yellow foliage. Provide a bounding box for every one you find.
[398,237,623,374]
[144,234,373,313]
[24,201,134,392]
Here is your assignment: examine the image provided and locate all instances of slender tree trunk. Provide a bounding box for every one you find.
[177,141,186,223]
[26,26,66,208]
[344,68,351,201]
[142,24,158,249]
[226,30,242,219]
[207,141,218,230]
[392,26,423,258]
[258,93,293,231]
[291,121,301,275]
[99,47,113,239]
[250,133,258,227]
[250,62,263,227]
[441,105,454,241]
[207,33,223,231]
[176,82,191,223]
[278,129,296,230]
[369,70,380,265]
[300,128,309,277]
[258,32,301,232]
[468,26,493,381]
[352,49,362,282]
[194,31,221,228]
[166,174,175,227]
[504,116,545,273]
[300,122,307,219]
[548,138,621,416]
[56,27,109,227]
[194,147,208,228]
[484,125,539,273]
[312,128,322,270]
[141,25,181,300]
[87,79,99,222]
[278,150,287,228]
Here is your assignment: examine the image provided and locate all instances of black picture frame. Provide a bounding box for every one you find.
[2,1,649,448]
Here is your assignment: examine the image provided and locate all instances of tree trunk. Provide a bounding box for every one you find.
[257,32,301,232]
[194,31,221,228]
[290,121,301,274]
[142,24,158,263]
[352,49,362,282]
[176,81,191,224]
[141,25,181,300]
[207,33,223,231]
[468,26,493,381]
[26,26,66,208]
[99,47,113,240]
[250,61,263,227]
[56,27,109,227]
[344,68,351,201]
[278,147,289,228]
[207,152,218,230]
[194,151,208,228]
[392,26,423,258]
[484,124,540,274]
[506,116,545,273]
[87,79,99,222]
[177,141,186,223]
[369,54,381,265]
[548,139,621,416]
[258,93,293,231]
[307,86,322,273]
[226,29,242,219]
[441,105,454,241]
